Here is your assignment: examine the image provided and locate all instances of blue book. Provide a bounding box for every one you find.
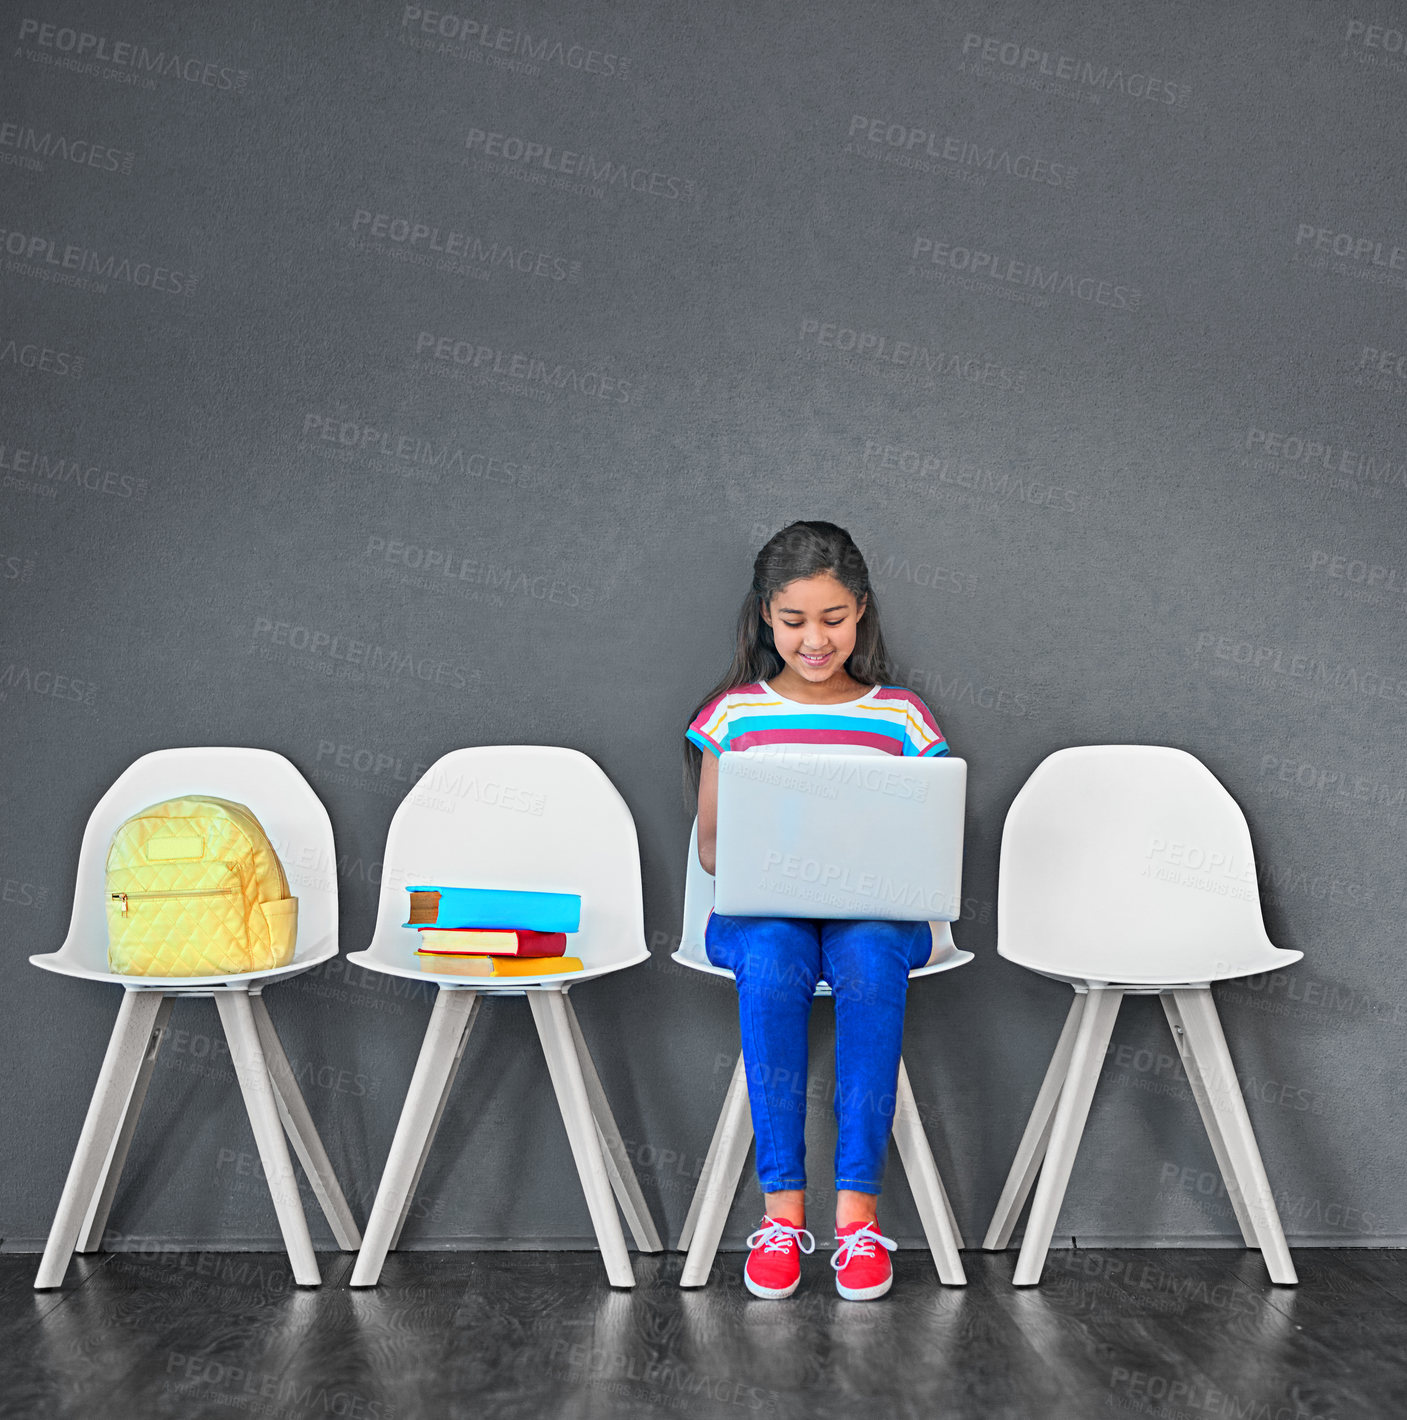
[404,885,581,933]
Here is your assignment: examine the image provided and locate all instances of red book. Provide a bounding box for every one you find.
[415,927,567,957]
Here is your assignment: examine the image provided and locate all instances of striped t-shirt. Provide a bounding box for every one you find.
[686,680,949,759]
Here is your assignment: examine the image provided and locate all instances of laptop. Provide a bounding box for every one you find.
[713,749,966,920]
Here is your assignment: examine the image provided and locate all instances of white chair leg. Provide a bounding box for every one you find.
[1013,987,1124,1286]
[1171,988,1297,1285]
[249,994,362,1251]
[562,994,663,1253]
[76,994,175,1253]
[679,1053,747,1254]
[389,993,481,1252]
[215,992,320,1287]
[935,1169,963,1252]
[1159,993,1259,1249]
[680,1055,754,1288]
[983,991,1086,1250]
[350,988,479,1286]
[891,1057,966,1285]
[529,990,635,1288]
[36,990,168,1288]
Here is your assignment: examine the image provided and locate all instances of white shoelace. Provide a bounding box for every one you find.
[746,1217,816,1256]
[830,1222,898,1272]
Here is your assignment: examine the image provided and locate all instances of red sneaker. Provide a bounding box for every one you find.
[831,1220,897,1300]
[743,1216,815,1299]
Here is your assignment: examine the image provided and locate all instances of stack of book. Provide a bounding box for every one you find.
[405,885,583,976]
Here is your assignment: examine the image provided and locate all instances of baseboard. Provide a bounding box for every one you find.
[0,1234,609,1254]
[5,1232,1406,1253]
[1036,1233,1407,1250]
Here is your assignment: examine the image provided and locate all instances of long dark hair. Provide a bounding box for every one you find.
[681,521,900,806]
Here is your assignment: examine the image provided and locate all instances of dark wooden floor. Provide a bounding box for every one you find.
[4,1248,1403,1419]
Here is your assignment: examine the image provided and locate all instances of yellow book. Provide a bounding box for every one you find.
[415,952,584,977]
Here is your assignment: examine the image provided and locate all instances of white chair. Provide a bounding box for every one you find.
[674,818,974,1287]
[981,745,1305,1286]
[346,745,662,1288]
[30,747,361,1290]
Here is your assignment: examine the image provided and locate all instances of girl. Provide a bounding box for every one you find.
[682,520,951,1302]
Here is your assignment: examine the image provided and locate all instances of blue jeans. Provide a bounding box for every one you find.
[704,911,933,1195]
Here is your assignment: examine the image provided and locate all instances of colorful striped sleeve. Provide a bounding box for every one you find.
[685,691,729,757]
[900,689,949,757]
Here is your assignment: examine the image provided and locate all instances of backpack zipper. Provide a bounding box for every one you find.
[111,887,236,916]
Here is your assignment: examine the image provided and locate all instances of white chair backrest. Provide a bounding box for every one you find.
[674,817,969,983]
[998,745,1301,984]
[45,747,338,978]
[362,746,646,975]
[677,819,728,977]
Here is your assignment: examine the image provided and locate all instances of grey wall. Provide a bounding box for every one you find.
[4,0,1405,1255]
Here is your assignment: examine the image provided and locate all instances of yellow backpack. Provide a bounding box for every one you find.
[105,796,299,976]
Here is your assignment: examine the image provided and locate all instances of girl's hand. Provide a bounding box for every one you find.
[697,751,718,875]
